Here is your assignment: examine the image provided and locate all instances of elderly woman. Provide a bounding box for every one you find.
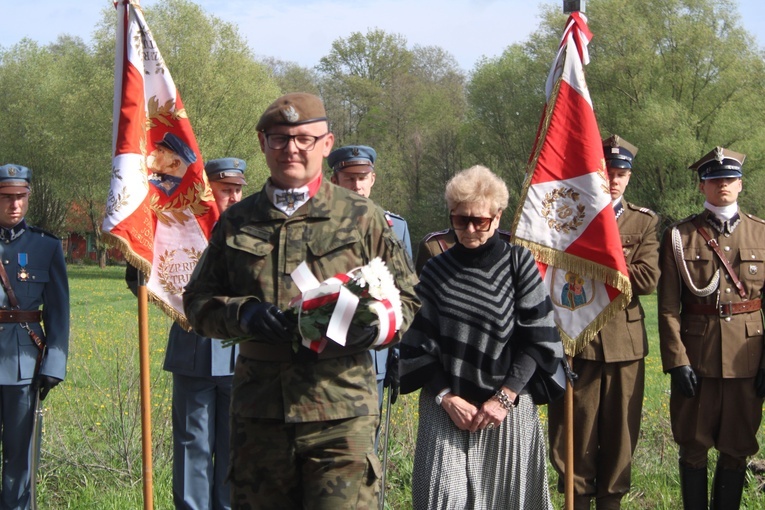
[400,165,562,509]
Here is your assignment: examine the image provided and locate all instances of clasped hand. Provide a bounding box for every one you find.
[442,393,509,432]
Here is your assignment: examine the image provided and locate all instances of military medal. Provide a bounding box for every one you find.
[17,253,29,281]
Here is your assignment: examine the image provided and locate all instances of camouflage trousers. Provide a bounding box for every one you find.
[229,414,382,510]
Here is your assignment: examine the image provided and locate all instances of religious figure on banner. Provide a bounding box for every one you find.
[561,271,588,310]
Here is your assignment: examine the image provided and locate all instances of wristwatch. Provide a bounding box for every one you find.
[435,387,452,406]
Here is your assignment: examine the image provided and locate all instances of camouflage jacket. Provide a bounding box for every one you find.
[183,178,419,422]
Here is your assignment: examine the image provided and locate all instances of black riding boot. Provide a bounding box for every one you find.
[710,464,745,510]
[679,462,708,510]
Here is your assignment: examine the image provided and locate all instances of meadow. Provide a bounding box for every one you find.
[36,265,765,508]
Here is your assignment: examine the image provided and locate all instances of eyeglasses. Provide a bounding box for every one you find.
[450,214,495,232]
[264,132,329,151]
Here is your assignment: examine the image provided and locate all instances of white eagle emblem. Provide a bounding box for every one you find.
[281,105,300,123]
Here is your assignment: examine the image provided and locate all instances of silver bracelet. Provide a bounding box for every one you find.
[493,390,515,411]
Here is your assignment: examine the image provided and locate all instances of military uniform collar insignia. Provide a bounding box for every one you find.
[0,219,27,244]
[706,211,741,235]
[613,200,625,220]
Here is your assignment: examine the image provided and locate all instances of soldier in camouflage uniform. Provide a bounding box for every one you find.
[183,93,419,510]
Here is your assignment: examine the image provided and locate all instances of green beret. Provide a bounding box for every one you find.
[256,93,328,132]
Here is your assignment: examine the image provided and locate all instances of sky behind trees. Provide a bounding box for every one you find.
[3,0,764,72]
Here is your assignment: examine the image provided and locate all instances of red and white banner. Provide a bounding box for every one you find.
[103,1,218,328]
[511,13,631,355]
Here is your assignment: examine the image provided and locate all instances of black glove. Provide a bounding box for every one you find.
[756,369,765,398]
[383,349,400,405]
[345,323,379,348]
[240,302,294,343]
[33,375,62,401]
[669,365,698,398]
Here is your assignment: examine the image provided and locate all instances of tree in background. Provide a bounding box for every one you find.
[0,36,107,239]
[318,29,468,241]
[576,0,765,223]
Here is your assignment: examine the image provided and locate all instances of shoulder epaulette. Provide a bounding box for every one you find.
[29,226,60,240]
[670,213,698,228]
[745,212,765,225]
[626,202,656,217]
[421,228,451,243]
[384,210,405,221]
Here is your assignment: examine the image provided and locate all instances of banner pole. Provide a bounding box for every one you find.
[138,271,154,510]
[564,355,574,510]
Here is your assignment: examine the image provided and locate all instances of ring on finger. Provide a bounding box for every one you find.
[486,423,494,430]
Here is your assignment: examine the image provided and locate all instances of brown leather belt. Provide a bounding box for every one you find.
[239,341,366,362]
[683,299,761,317]
[0,310,42,323]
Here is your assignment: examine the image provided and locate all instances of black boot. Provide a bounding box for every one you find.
[679,462,708,510]
[710,464,745,510]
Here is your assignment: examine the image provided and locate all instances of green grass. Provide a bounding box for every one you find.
[38,269,765,507]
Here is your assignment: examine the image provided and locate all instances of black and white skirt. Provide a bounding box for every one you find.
[412,389,553,510]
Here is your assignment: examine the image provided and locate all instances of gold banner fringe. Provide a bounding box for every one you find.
[102,231,193,331]
[514,239,632,298]
[557,291,630,357]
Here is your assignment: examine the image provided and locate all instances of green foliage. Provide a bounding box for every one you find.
[39,265,174,508]
[317,29,469,243]
[584,0,765,221]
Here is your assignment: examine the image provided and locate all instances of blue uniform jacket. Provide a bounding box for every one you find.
[0,225,69,385]
[163,322,237,377]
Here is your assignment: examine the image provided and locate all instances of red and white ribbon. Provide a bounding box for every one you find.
[291,262,357,351]
[368,298,400,347]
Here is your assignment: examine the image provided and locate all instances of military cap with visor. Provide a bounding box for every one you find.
[156,132,198,166]
[327,145,377,173]
[0,164,32,192]
[256,92,328,132]
[205,158,247,185]
[690,146,745,180]
[602,135,638,170]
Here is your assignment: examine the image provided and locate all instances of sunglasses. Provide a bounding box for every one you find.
[449,214,495,232]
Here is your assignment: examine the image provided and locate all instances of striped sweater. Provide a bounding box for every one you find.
[400,232,562,404]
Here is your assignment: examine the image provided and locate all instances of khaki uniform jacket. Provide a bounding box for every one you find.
[658,209,765,378]
[579,201,660,362]
[183,179,419,422]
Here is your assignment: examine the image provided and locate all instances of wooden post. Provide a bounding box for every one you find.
[137,271,154,509]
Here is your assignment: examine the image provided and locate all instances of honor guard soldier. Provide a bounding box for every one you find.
[0,164,69,509]
[328,145,412,442]
[658,147,765,509]
[183,93,419,509]
[548,135,660,510]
